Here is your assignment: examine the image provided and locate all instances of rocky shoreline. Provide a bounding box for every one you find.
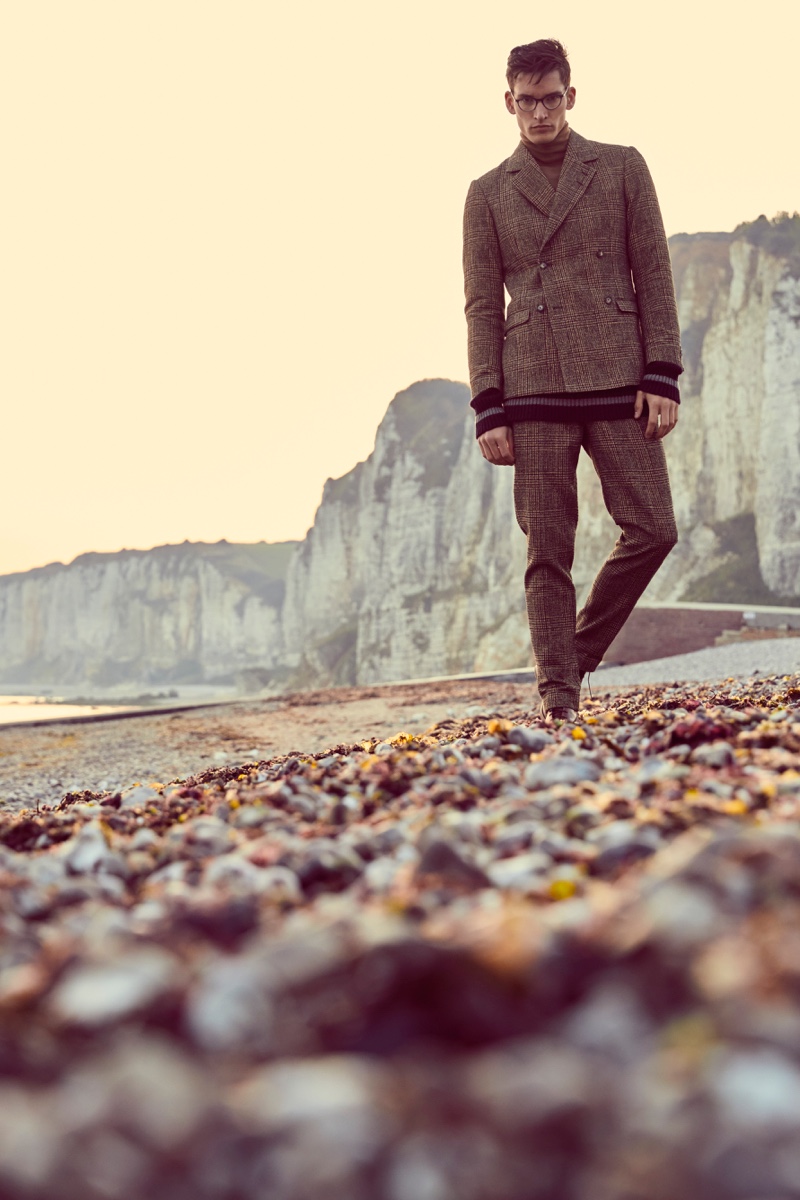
[2,672,800,1198]
[0,678,519,813]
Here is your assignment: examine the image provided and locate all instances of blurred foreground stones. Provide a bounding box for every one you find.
[4,673,800,1198]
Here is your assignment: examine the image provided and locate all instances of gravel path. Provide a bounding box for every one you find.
[0,679,534,813]
[595,635,800,687]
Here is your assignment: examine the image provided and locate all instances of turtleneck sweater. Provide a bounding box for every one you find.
[522,122,571,191]
[470,127,682,438]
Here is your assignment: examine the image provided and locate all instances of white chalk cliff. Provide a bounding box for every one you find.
[283,221,800,685]
[0,543,295,688]
[1,218,798,688]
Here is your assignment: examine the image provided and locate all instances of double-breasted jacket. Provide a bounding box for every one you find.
[462,129,682,403]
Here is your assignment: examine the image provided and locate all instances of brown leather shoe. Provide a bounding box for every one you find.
[541,703,577,724]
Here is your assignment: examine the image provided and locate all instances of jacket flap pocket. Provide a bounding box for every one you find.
[504,308,531,331]
[615,298,639,313]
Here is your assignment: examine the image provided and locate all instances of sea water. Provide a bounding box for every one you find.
[0,695,129,725]
[0,685,239,726]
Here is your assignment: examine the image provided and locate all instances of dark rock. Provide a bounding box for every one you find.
[297,843,364,896]
[492,822,537,857]
[353,826,406,861]
[458,768,496,796]
[591,840,657,878]
[416,837,491,891]
[565,804,602,837]
[178,894,260,946]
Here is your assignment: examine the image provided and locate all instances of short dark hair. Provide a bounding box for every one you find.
[506,39,570,90]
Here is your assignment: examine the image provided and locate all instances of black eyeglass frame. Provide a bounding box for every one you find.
[511,88,569,114]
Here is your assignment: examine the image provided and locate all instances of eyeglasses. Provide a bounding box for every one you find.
[512,89,568,113]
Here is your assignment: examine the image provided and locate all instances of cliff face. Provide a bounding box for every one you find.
[1,220,798,689]
[284,222,800,684]
[282,380,528,685]
[658,227,800,601]
[0,542,295,687]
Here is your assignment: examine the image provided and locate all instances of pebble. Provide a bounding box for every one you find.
[1,671,800,1197]
[487,850,551,889]
[507,725,553,752]
[524,758,601,788]
[64,820,127,877]
[416,836,491,891]
[129,827,159,851]
[48,947,179,1027]
[120,783,162,809]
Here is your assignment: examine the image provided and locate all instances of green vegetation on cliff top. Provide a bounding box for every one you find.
[734,211,800,259]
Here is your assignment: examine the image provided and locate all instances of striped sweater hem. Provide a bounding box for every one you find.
[471,362,682,439]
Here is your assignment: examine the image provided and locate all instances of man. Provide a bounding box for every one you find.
[463,38,681,722]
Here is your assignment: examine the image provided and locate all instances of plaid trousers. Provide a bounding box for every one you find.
[512,415,678,710]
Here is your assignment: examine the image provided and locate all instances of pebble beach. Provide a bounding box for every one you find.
[3,648,800,1198]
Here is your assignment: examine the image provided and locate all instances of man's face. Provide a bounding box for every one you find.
[505,69,576,145]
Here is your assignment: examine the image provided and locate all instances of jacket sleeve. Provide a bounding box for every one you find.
[463,179,508,431]
[624,147,683,373]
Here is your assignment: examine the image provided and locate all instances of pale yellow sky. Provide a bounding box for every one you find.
[1,0,797,576]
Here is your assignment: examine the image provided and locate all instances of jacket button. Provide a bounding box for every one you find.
[539,261,547,269]
[536,304,545,312]
[605,296,612,304]
[597,250,605,258]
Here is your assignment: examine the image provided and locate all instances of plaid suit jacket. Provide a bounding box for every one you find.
[462,130,682,402]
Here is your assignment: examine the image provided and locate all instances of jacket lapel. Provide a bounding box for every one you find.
[540,130,599,251]
[506,142,553,217]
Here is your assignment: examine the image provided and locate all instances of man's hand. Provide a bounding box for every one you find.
[635,391,679,440]
[478,425,515,466]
